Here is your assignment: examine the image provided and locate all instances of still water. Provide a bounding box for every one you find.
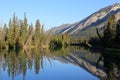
[0,47,119,80]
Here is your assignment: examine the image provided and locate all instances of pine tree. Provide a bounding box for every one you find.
[20,13,28,45]
[104,14,116,47]
[116,19,120,45]
[116,19,120,36]
[0,13,48,50]
[40,24,44,45]
[41,24,44,36]
[7,18,15,49]
[3,23,7,41]
[1,23,8,49]
[25,24,34,46]
[28,24,33,36]
[34,20,41,47]
[12,13,17,45]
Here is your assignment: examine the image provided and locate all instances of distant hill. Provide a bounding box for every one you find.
[48,3,120,37]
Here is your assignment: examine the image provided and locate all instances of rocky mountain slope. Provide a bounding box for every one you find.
[48,3,120,37]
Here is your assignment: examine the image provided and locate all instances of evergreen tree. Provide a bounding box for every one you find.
[28,24,33,36]
[0,13,47,50]
[2,23,7,41]
[41,24,44,36]
[103,14,116,47]
[7,18,15,49]
[116,19,120,36]
[1,23,8,49]
[12,13,17,46]
[20,13,28,46]
[34,20,41,47]
[116,19,120,45]
[40,24,44,45]
[25,24,34,46]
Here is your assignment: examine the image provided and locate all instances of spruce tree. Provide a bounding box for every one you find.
[25,24,34,46]
[1,23,8,49]
[7,18,15,49]
[116,19,120,45]
[20,13,28,46]
[34,20,41,47]
[104,14,116,47]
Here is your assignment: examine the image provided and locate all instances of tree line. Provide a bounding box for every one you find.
[49,34,70,50]
[0,13,70,51]
[0,13,49,50]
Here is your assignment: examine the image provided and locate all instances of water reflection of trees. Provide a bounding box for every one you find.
[49,47,70,57]
[71,46,120,80]
[1,48,51,80]
[96,50,120,80]
[0,47,70,80]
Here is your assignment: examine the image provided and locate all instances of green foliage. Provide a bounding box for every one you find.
[49,34,70,50]
[89,14,120,48]
[0,13,47,51]
[50,47,70,57]
[7,18,15,49]
[115,19,120,47]
[1,24,8,49]
[20,13,28,45]
[103,14,116,46]
[33,20,41,46]
[70,37,89,45]
[1,49,49,79]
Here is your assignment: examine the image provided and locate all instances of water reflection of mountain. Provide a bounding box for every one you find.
[56,49,107,80]
[58,48,120,80]
[0,48,106,80]
[0,48,119,80]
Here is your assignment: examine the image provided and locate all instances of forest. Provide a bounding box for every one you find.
[0,13,120,52]
[0,13,70,51]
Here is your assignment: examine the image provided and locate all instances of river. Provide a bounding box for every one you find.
[0,47,119,80]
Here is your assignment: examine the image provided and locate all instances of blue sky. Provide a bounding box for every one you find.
[0,0,120,30]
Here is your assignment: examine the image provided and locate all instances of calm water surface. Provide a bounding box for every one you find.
[0,58,98,80]
[0,47,119,80]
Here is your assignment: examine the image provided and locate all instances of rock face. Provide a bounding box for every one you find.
[49,3,120,37]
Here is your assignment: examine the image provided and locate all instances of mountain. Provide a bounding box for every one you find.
[48,3,120,37]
